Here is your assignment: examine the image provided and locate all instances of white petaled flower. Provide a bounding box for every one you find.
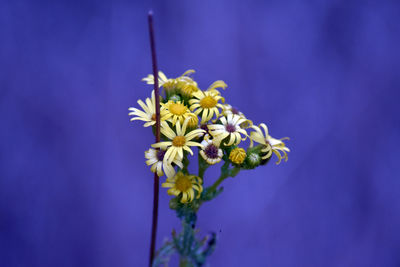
[207,114,248,146]
[128,90,167,127]
[145,148,183,178]
[222,104,253,128]
[142,70,198,95]
[199,138,223,165]
[142,71,174,87]
[249,123,290,164]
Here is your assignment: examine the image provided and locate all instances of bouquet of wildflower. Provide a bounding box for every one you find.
[129,69,290,266]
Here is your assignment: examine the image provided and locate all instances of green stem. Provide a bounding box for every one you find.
[179,257,193,267]
[208,173,229,193]
[208,162,241,193]
[182,155,190,174]
[198,153,209,178]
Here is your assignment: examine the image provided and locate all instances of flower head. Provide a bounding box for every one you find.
[145,148,183,178]
[152,118,205,163]
[200,138,223,165]
[250,123,290,164]
[163,100,196,126]
[208,114,248,146]
[222,104,253,128]
[162,172,203,203]
[142,70,199,96]
[189,90,224,123]
[229,147,246,165]
[128,90,167,127]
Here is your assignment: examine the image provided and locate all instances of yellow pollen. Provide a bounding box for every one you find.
[175,176,192,192]
[172,136,186,147]
[200,96,217,109]
[151,114,156,121]
[169,103,187,115]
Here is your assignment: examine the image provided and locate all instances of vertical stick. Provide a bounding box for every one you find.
[148,10,160,266]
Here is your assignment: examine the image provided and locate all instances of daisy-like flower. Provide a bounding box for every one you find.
[162,172,203,203]
[142,71,170,86]
[249,123,290,164]
[163,100,196,125]
[222,104,253,128]
[145,148,183,178]
[152,119,205,163]
[142,70,199,95]
[189,90,224,123]
[128,90,167,127]
[179,75,199,97]
[200,138,223,165]
[208,114,248,146]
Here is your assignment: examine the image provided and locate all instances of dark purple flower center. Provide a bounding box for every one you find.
[157,150,166,161]
[225,124,236,133]
[204,144,219,159]
[231,107,239,115]
[200,124,210,135]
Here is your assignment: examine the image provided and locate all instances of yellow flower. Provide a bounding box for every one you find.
[145,148,183,178]
[249,123,290,164]
[142,71,174,88]
[162,172,203,203]
[128,90,167,127]
[152,118,205,163]
[189,90,224,123]
[229,147,246,164]
[179,76,199,97]
[163,100,196,126]
[200,138,223,165]
[207,80,227,98]
[222,104,253,128]
[208,114,248,146]
[142,70,199,96]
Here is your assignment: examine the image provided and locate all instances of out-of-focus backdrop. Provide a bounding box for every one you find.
[1,0,400,266]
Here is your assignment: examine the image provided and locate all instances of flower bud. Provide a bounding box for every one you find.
[246,152,261,168]
[229,147,246,165]
[168,94,181,102]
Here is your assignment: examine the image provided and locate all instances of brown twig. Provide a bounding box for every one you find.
[148,10,160,267]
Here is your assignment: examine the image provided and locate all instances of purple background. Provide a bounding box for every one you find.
[1,0,400,266]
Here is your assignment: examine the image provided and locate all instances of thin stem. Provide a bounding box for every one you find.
[198,152,208,178]
[208,161,241,193]
[148,10,160,267]
[208,173,229,193]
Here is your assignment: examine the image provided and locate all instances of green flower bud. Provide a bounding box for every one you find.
[168,94,181,102]
[246,152,261,168]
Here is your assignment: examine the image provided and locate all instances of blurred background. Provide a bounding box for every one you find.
[1,0,400,266]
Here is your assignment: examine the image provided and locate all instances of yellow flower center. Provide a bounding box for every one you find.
[200,96,217,109]
[172,136,186,147]
[229,147,246,164]
[169,102,187,115]
[151,114,156,121]
[175,176,192,192]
